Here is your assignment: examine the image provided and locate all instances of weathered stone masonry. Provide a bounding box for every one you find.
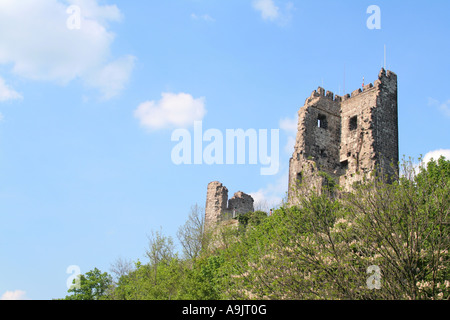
[205,68,398,224]
[205,181,254,228]
[288,68,398,203]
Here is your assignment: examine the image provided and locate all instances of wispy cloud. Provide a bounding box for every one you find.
[134,92,207,131]
[252,0,294,25]
[279,115,297,155]
[252,0,280,21]
[0,76,22,102]
[85,55,136,100]
[1,290,27,300]
[428,97,450,117]
[250,171,288,211]
[191,13,215,22]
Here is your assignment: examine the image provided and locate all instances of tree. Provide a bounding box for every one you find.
[64,268,113,300]
[146,227,176,285]
[219,157,449,300]
[177,204,207,260]
[146,228,175,266]
[110,256,134,282]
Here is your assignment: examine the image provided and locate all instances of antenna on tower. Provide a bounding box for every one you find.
[343,63,346,95]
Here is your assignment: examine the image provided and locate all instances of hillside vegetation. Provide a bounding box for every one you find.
[62,157,449,300]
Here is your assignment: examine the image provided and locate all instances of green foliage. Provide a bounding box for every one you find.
[64,268,112,300]
[318,170,337,192]
[237,210,268,229]
[218,157,449,300]
[60,157,450,300]
[181,255,225,300]
[112,258,189,300]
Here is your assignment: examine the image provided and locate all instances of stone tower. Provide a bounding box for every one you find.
[288,68,398,202]
[205,181,254,229]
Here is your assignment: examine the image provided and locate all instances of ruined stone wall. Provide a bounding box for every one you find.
[205,181,254,229]
[288,87,341,201]
[339,83,379,190]
[288,68,398,201]
[206,69,398,216]
[373,69,399,180]
[338,69,398,190]
[228,191,254,216]
[205,181,229,228]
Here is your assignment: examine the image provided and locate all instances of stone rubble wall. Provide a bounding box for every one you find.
[205,181,254,229]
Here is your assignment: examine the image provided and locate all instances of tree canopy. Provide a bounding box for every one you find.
[60,157,449,300]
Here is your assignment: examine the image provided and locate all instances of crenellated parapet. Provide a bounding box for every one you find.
[306,87,342,104]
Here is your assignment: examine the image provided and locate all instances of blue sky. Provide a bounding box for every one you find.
[0,0,449,300]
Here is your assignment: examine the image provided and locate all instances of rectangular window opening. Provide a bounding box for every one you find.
[349,116,358,131]
[296,172,303,186]
[317,114,328,129]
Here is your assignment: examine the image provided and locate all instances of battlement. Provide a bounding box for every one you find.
[308,87,342,103]
[351,88,362,97]
[379,68,397,80]
[289,68,399,201]
[308,75,383,104]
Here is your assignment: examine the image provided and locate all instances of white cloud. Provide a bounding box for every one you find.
[67,0,123,24]
[250,171,288,211]
[279,115,297,133]
[252,0,294,24]
[252,0,280,21]
[279,115,297,154]
[0,76,22,102]
[422,149,450,163]
[408,149,450,177]
[1,290,27,300]
[134,92,207,130]
[428,97,450,117]
[0,0,134,99]
[85,55,136,100]
[191,13,215,22]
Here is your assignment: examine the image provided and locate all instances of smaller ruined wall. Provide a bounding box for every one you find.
[228,191,254,215]
[205,182,254,229]
[205,181,228,228]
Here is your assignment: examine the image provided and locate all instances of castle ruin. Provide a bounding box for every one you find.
[205,181,254,228]
[205,68,398,224]
[288,68,398,203]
